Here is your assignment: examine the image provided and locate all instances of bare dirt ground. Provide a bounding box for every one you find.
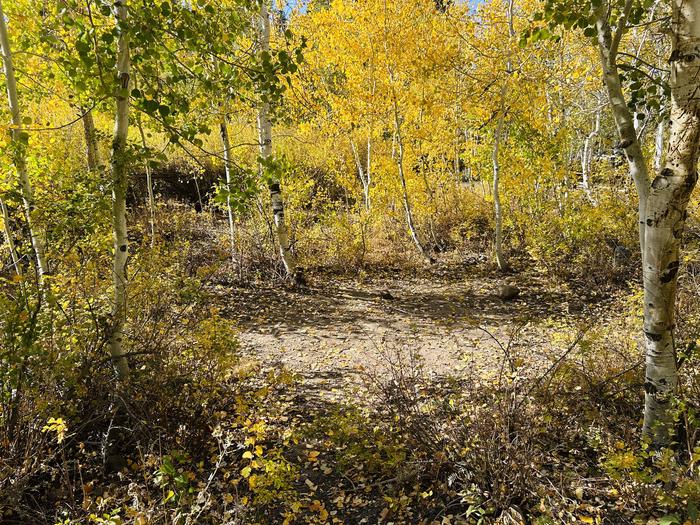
[216,263,606,396]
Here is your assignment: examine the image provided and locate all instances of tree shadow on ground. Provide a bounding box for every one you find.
[218,264,583,337]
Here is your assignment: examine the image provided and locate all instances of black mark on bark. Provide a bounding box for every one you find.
[652,176,670,189]
[645,331,663,342]
[660,260,679,283]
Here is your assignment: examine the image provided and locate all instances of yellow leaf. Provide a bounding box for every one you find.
[242,451,254,459]
[240,466,252,478]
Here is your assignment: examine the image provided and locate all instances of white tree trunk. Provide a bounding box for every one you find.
[581,109,600,198]
[595,9,650,253]
[0,0,48,280]
[220,118,238,268]
[350,138,371,210]
[257,0,297,278]
[391,98,431,263]
[492,101,507,272]
[491,0,514,272]
[641,0,700,445]
[108,0,131,381]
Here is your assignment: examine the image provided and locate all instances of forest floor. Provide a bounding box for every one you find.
[187,264,643,523]
[215,262,615,399]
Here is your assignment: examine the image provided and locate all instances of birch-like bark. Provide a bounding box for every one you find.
[595,4,651,253]
[82,107,100,171]
[220,119,238,267]
[641,0,700,445]
[0,0,48,280]
[491,0,514,272]
[492,97,507,271]
[257,0,296,277]
[382,0,430,262]
[350,139,371,210]
[108,0,131,381]
[581,109,600,196]
[391,96,431,263]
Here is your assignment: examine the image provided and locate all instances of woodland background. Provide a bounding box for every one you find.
[1,0,700,524]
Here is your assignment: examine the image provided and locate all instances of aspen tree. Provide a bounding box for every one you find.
[257,0,297,277]
[0,0,48,280]
[350,139,371,210]
[544,0,700,445]
[581,109,600,197]
[108,0,132,380]
[382,0,432,263]
[640,0,700,444]
[492,0,516,272]
[220,118,238,267]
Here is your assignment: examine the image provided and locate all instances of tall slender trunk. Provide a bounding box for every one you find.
[136,113,155,246]
[382,0,430,262]
[491,0,514,272]
[581,109,600,202]
[108,0,131,381]
[641,0,700,445]
[0,0,48,280]
[257,0,296,277]
[219,119,238,268]
[595,7,650,254]
[82,107,101,171]
[350,139,371,210]
[391,98,431,263]
[453,61,462,183]
[492,97,507,271]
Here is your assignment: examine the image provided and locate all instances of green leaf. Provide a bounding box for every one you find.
[659,515,680,525]
[163,490,175,504]
[143,99,159,114]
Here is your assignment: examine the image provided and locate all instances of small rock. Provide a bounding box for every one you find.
[496,284,520,301]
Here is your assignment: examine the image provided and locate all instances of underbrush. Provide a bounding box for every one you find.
[515,189,639,285]
[3,203,699,524]
[5,302,700,524]
[193,184,638,288]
